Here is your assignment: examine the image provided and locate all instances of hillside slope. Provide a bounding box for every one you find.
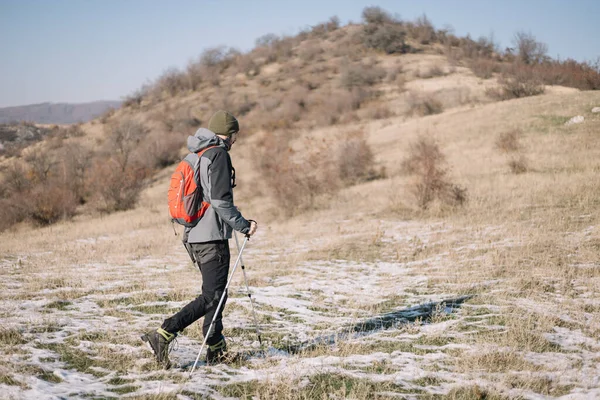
[0,86,599,398]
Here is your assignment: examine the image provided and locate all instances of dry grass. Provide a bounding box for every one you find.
[0,60,599,399]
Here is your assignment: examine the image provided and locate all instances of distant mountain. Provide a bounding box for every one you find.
[0,101,121,124]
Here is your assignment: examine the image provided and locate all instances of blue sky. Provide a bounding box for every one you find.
[1,0,598,108]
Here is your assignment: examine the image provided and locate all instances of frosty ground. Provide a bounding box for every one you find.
[1,214,599,399]
[1,90,600,399]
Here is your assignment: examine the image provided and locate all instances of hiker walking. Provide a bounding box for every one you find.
[143,110,258,368]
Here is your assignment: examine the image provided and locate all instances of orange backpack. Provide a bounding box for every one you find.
[168,146,216,227]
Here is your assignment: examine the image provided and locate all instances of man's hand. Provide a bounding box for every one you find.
[247,220,258,237]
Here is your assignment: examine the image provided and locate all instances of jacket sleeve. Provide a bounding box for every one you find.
[207,149,251,234]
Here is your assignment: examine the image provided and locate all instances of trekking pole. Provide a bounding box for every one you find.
[234,231,263,348]
[189,236,249,377]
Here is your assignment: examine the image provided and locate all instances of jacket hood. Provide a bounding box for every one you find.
[187,128,229,153]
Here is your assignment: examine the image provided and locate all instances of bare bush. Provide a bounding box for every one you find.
[0,197,25,232]
[308,88,370,126]
[386,64,403,82]
[24,150,55,184]
[361,6,397,25]
[254,134,341,215]
[535,58,600,90]
[508,156,529,174]
[469,58,501,79]
[25,183,78,225]
[337,130,384,184]
[406,92,444,116]
[402,136,466,209]
[1,160,30,193]
[255,129,384,215]
[90,159,149,212]
[154,67,189,97]
[310,16,340,38]
[339,61,386,90]
[496,129,529,174]
[487,69,545,100]
[139,130,184,169]
[122,84,151,108]
[513,31,548,65]
[235,54,261,78]
[495,129,522,153]
[408,14,436,45]
[254,34,294,63]
[361,7,408,54]
[417,64,446,79]
[298,40,324,63]
[103,119,147,171]
[61,143,93,203]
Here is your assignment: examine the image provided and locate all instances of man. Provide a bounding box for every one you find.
[143,110,258,369]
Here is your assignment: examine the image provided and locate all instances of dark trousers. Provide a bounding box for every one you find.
[161,240,230,345]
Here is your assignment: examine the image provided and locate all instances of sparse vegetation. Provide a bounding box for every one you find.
[402,136,467,209]
[495,129,528,174]
[1,6,599,399]
[407,92,444,116]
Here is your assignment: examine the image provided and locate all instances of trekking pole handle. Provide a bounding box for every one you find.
[246,219,257,239]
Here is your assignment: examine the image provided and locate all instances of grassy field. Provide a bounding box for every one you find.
[1,88,599,399]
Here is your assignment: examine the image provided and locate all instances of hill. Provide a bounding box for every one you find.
[0,7,599,399]
[0,100,121,124]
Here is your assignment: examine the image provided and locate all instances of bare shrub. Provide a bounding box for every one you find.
[486,64,545,100]
[386,64,403,82]
[0,197,25,231]
[190,46,238,87]
[24,150,56,184]
[417,64,446,79]
[535,58,600,90]
[61,143,93,203]
[364,105,394,120]
[361,7,408,54]
[1,160,31,193]
[361,6,396,25]
[122,84,151,108]
[496,129,529,174]
[200,46,238,70]
[90,159,149,212]
[298,40,324,63]
[508,156,528,174]
[254,34,294,63]
[408,14,436,45]
[339,61,386,90]
[469,58,501,79]
[495,129,522,153]
[25,183,78,225]
[310,16,340,38]
[513,31,548,65]
[140,130,184,169]
[336,130,384,184]
[103,119,147,171]
[402,136,466,209]
[254,133,341,215]
[406,92,444,116]
[309,88,370,126]
[157,105,202,134]
[235,54,261,78]
[154,67,189,97]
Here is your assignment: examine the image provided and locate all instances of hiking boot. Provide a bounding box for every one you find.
[141,328,177,369]
[206,336,227,365]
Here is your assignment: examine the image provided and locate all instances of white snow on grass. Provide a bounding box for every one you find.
[0,221,597,398]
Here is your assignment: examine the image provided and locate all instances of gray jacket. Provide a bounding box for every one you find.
[184,128,251,243]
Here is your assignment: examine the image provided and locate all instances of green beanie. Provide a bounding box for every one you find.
[208,110,239,136]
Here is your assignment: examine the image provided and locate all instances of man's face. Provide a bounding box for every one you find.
[229,132,238,147]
